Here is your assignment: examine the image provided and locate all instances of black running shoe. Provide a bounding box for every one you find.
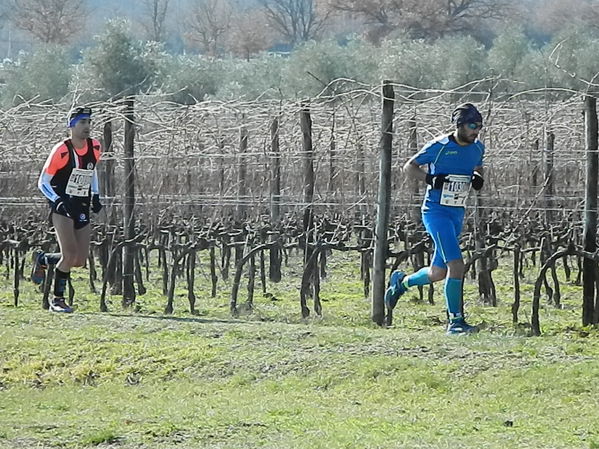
[30,250,46,285]
[49,297,73,313]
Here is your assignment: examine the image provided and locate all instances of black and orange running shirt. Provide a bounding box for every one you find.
[38,138,101,203]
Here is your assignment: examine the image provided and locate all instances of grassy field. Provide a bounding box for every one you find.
[1,250,599,449]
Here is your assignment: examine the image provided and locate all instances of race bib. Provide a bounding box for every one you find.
[440,174,471,207]
[65,168,93,197]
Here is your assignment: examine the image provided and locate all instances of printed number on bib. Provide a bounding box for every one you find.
[65,168,93,197]
[440,174,471,207]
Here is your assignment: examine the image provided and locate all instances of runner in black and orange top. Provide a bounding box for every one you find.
[32,107,103,313]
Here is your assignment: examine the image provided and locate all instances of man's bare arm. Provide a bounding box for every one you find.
[403,159,427,182]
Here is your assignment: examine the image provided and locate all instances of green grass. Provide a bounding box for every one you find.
[1,251,599,448]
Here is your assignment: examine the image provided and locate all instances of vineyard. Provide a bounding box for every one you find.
[1,81,598,334]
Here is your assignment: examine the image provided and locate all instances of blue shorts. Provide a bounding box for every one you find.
[422,207,465,268]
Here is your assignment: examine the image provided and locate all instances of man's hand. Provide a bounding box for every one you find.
[53,197,72,217]
[91,194,103,213]
[425,173,448,189]
[472,171,484,190]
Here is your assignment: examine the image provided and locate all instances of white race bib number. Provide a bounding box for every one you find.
[65,168,93,197]
[440,174,471,207]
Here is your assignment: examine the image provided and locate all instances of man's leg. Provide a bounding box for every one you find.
[400,260,449,289]
[50,213,79,312]
[385,213,449,310]
[445,258,465,321]
[429,225,466,322]
[73,224,91,267]
[442,217,477,334]
[31,251,61,279]
[424,212,476,333]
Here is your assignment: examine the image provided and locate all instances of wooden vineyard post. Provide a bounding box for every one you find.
[300,105,314,232]
[270,116,281,223]
[512,244,521,324]
[373,81,394,326]
[583,96,598,325]
[407,114,419,221]
[355,137,366,211]
[101,120,115,225]
[544,131,555,224]
[237,125,248,220]
[328,114,337,203]
[300,104,315,317]
[122,98,136,307]
[531,139,540,191]
[218,139,225,201]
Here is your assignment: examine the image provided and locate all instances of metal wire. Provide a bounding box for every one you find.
[0,80,593,222]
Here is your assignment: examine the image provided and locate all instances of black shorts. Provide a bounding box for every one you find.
[48,199,91,230]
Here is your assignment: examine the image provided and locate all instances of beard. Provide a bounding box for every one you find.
[457,128,476,144]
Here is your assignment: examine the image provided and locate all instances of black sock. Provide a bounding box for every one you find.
[44,253,61,265]
[53,269,70,297]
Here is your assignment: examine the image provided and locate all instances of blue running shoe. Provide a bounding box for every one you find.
[446,318,478,335]
[384,270,407,310]
[30,250,46,285]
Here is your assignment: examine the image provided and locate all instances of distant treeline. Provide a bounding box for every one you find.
[1,20,599,107]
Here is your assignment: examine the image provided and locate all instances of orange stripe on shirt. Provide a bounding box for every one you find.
[43,139,101,175]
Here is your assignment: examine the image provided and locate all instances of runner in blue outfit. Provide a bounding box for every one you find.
[385,103,485,335]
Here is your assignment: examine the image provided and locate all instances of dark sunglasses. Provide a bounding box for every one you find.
[70,107,92,119]
[466,122,483,130]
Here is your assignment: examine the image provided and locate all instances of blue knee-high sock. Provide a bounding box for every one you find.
[445,278,463,320]
[403,267,431,289]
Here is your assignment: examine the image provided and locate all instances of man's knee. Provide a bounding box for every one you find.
[72,252,88,267]
[429,266,447,282]
[447,259,465,278]
[59,245,86,267]
[59,252,77,268]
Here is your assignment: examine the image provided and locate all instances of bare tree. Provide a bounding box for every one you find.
[0,2,9,31]
[229,8,274,60]
[185,0,233,56]
[330,0,517,41]
[328,0,400,30]
[140,0,170,42]
[532,0,599,34]
[10,0,87,44]
[258,0,331,46]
